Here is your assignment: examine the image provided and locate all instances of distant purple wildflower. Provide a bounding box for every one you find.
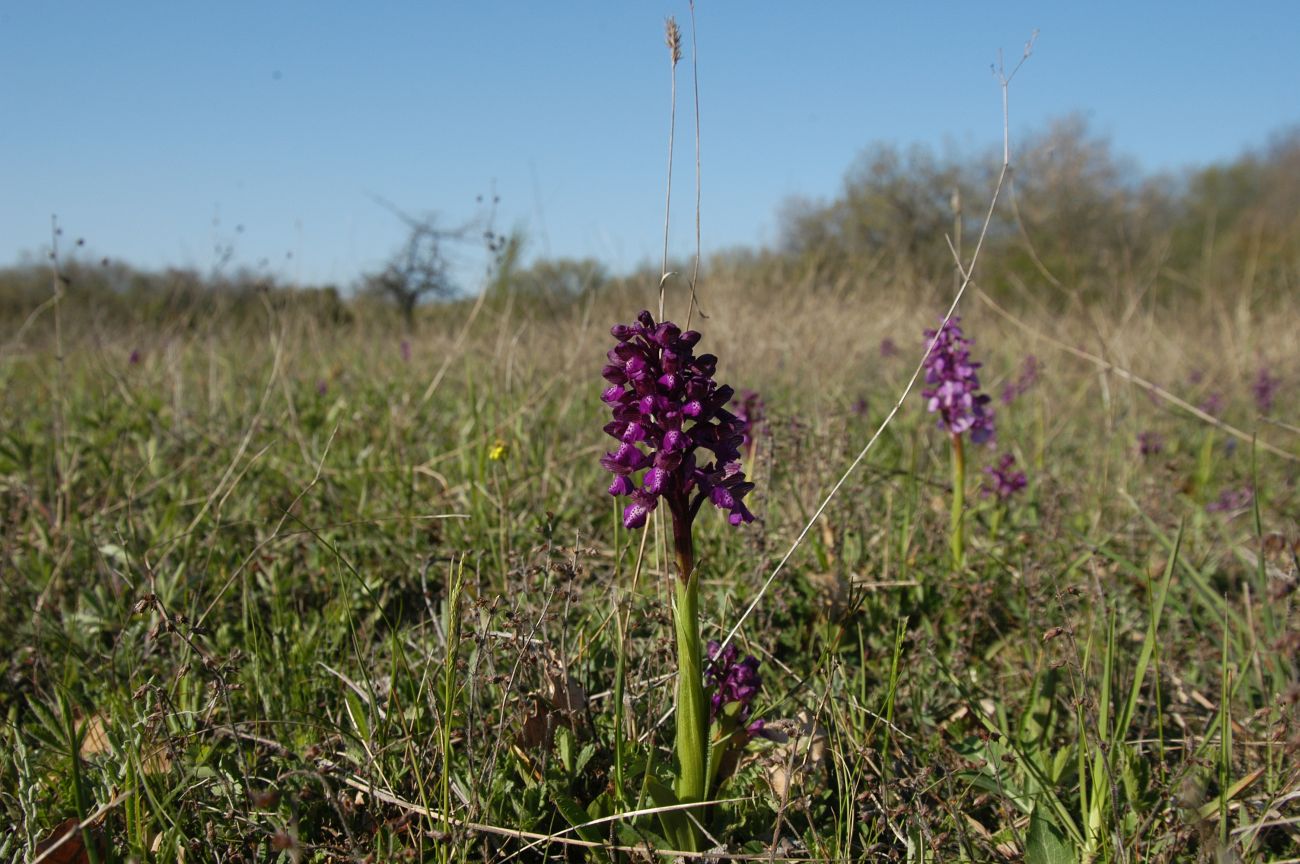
[1000,355,1040,406]
[921,317,994,444]
[1206,486,1253,513]
[981,453,1027,501]
[1200,391,1224,417]
[879,337,899,358]
[1253,367,1280,414]
[851,397,869,418]
[705,640,762,725]
[128,349,141,366]
[731,389,765,450]
[315,379,328,396]
[400,339,412,362]
[1137,431,1163,457]
[601,310,755,530]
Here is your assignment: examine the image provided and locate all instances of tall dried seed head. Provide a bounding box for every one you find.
[665,17,682,66]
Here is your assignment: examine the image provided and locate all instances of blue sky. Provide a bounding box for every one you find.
[2,2,1297,288]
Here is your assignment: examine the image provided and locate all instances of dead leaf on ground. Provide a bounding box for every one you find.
[32,817,106,864]
[78,714,111,758]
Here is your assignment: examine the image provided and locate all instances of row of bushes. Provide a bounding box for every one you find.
[3,116,1296,336]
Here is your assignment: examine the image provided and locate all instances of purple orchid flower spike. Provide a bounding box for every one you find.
[921,317,995,444]
[600,310,755,535]
[705,640,762,725]
[981,453,1028,501]
[1253,366,1280,414]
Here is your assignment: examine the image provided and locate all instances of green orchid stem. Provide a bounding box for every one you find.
[671,509,707,852]
[950,431,966,571]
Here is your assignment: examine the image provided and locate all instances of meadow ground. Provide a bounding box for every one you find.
[1,270,1297,862]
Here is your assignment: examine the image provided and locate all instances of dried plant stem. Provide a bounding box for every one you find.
[685,0,705,330]
[48,216,69,532]
[659,17,682,322]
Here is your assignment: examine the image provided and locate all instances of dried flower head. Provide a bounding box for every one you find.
[601,310,755,530]
[664,17,682,65]
[921,317,994,444]
[981,453,1027,501]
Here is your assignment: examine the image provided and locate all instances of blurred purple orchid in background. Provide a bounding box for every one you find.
[731,389,766,452]
[922,317,995,444]
[1253,367,1280,413]
[1138,431,1163,457]
[981,453,1027,501]
[1206,486,1253,513]
[1000,355,1039,406]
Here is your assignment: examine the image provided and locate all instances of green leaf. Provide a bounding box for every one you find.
[551,789,604,845]
[343,689,369,741]
[574,742,597,778]
[644,775,691,852]
[1026,808,1076,864]
[555,723,575,776]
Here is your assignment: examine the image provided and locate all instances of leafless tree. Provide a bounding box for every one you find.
[363,195,503,328]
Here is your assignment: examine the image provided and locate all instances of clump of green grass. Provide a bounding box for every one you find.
[0,261,1295,861]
